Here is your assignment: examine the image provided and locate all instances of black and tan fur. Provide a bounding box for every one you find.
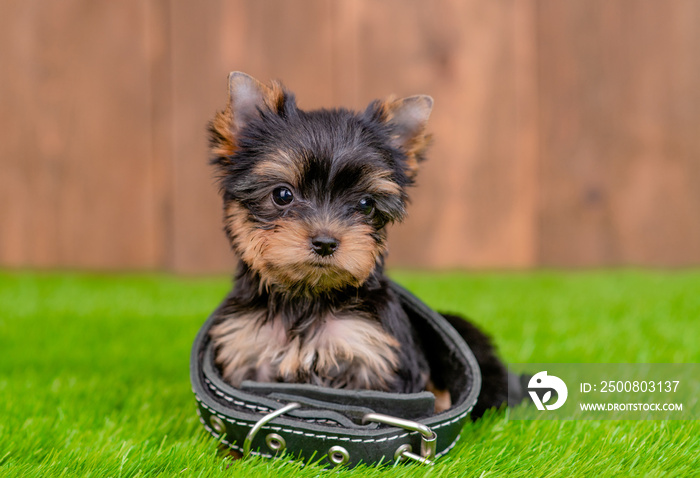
[208,72,512,417]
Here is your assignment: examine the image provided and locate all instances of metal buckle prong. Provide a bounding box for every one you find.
[362,412,437,465]
[243,402,300,457]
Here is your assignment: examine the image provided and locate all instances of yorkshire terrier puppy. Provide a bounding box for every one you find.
[207,72,512,417]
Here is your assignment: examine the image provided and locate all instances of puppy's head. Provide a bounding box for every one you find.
[209,72,432,293]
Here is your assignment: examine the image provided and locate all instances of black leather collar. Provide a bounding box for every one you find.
[190,281,481,467]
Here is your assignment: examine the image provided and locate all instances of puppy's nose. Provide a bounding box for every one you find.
[311,235,339,257]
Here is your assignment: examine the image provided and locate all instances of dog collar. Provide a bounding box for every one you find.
[190,281,481,467]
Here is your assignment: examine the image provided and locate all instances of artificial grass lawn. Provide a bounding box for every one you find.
[1,270,699,477]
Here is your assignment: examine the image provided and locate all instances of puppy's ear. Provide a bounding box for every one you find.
[368,95,433,179]
[209,72,285,159]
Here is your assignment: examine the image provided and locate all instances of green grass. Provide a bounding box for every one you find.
[1,270,699,477]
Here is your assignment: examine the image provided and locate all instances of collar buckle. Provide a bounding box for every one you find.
[243,402,301,457]
[363,412,437,465]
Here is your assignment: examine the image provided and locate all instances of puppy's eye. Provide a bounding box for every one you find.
[272,187,294,206]
[358,197,375,215]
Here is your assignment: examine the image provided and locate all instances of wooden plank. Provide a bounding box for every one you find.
[170,0,335,272]
[0,1,33,266]
[346,0,537,268]
[512,0,539,268]
[0,0,160,269]
[170,0,234,273]
[330,0,362,108]
[146,0,174,269]
[536,0,700,266]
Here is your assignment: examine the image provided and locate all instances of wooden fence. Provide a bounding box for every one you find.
[2,0,699,272]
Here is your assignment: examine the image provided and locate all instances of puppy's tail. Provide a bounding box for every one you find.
[507,371,532,407]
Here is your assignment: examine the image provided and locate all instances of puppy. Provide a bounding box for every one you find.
[207,72,512,417]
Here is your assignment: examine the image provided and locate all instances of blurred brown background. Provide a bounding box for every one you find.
[2,0,699,273]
